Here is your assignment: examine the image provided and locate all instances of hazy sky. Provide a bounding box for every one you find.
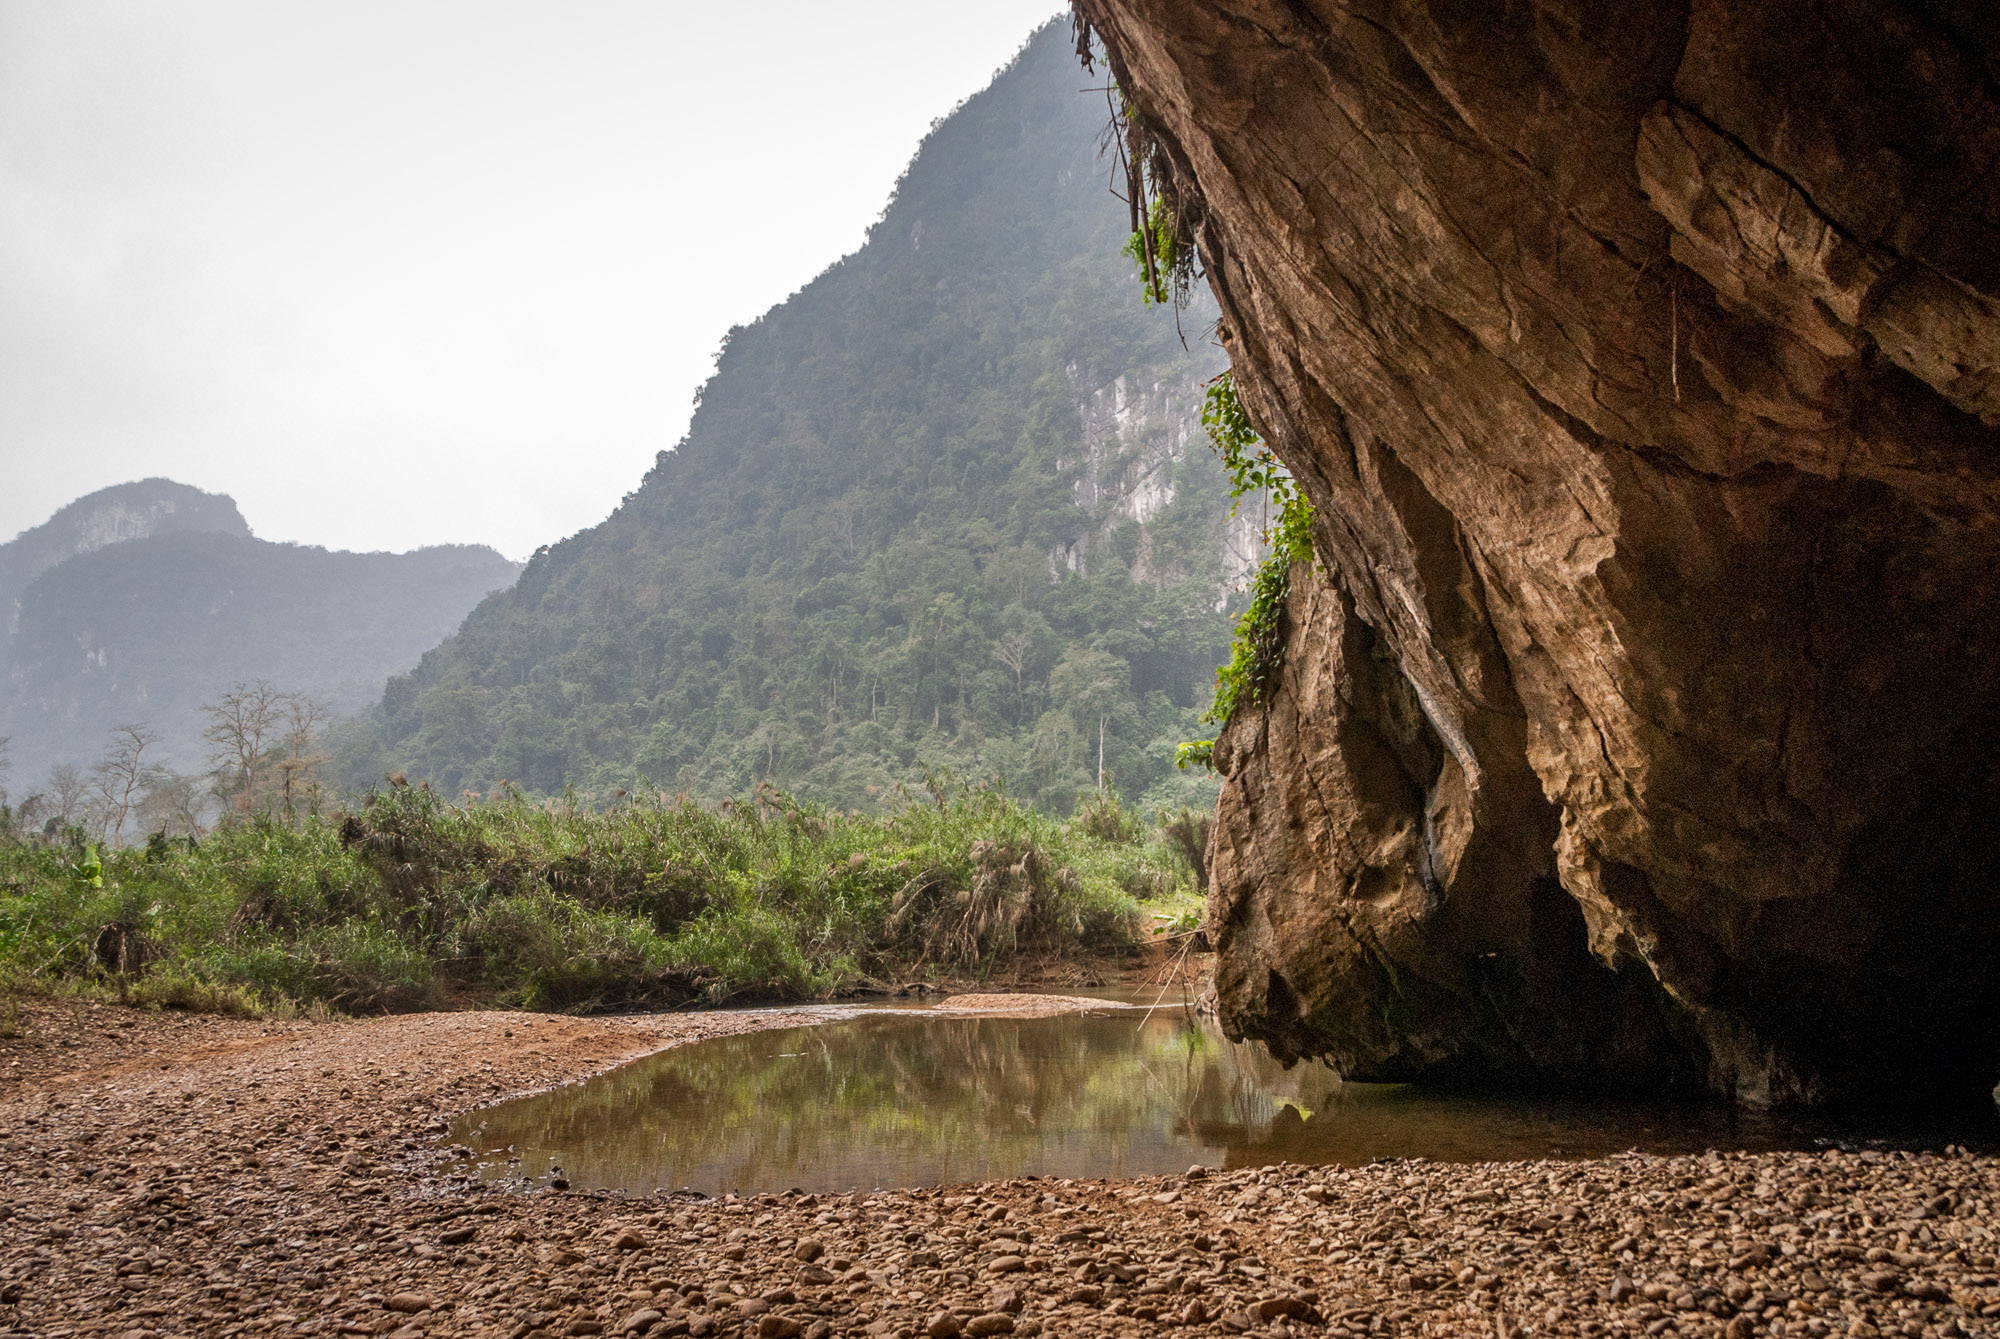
[0,2,1065,558]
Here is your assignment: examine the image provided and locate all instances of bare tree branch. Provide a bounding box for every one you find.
[275,694,332,826]
[202,681,284,814]
[92,723,165,847]
[137,772,210,840]
[46,764,91,831]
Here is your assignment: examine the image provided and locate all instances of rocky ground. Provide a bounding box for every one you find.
[1,996,1995,1339]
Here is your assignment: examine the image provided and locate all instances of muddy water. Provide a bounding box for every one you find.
[450,1005,1992,1196]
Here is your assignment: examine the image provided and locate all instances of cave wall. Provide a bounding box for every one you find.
[1075,0,2000,1104]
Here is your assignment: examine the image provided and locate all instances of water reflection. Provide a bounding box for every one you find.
[453,1008,1995,1196]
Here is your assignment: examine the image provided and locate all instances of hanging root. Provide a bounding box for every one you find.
[1075,8,1207,312]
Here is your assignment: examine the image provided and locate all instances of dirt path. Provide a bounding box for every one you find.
[1,999,1994,1339]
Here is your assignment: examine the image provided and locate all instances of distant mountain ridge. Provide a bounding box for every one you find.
[0,480,520,791]
[0,479,248,637]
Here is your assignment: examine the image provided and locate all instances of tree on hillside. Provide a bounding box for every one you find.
[1049,647,1131,793]
[9,790,47,839]
[993,629,1034,709]
[137,772,209,839]
[45,764,91,832]
[1028,709,1084,804]
[92,723,166,847]
[203,681,285,813]
[274,694,331,826]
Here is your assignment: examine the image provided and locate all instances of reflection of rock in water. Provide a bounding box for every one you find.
[1193,979,1219,1018]
[453,1009,1999,1196]
[1246,1103,1315,1163]
[1188,1095,1320,1168]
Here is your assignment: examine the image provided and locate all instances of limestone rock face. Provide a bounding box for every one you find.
[1077,0,2000,1103]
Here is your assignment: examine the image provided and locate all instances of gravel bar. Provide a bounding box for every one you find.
[1,998,1995,1339]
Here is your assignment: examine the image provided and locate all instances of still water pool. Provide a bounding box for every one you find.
[449,1003,1996,1197]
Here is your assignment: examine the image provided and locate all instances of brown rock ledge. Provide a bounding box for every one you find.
[1072,0,2000,1105]
[3,1003,1996,1338]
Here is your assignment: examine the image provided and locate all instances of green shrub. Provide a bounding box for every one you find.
[663,899,819,1003]
[1073,786,1142,844]
[466,891,706,1012]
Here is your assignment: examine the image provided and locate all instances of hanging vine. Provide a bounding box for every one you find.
[1075,12,1316,770]
[1175,373,1318,772]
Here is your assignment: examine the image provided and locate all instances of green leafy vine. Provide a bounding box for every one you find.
[1074,26,1315,770]
[1177,373,1316,771]
[1076,16,1201,315]
[1122,197,1177,307]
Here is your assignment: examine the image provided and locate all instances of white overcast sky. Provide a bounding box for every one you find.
[0,2,1065,558]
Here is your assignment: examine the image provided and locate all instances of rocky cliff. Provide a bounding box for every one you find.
[1065,368,1264,589]
[1075,0,2000,1105]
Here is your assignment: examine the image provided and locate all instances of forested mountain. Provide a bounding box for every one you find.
[0,483,519,789]
[0,480,249,641]
[337,22,1251,815]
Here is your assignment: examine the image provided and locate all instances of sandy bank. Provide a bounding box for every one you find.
[930,995,1137,1018]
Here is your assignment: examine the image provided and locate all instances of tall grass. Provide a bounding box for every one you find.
[0,778,1190,1015]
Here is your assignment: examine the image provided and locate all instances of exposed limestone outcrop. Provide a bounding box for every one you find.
[1064,367,1266,589]
[1076,0,2000,1104]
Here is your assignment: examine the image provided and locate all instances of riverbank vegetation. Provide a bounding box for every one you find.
[0,775,1197,1018]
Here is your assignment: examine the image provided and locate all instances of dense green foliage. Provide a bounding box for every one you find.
[1203,499,1316,725]
[1198,374,1317,725]
[334,25,1241,818]
[0,779,1188,1013]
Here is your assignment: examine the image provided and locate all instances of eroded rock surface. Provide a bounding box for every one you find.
[1074,0,2000,1103]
